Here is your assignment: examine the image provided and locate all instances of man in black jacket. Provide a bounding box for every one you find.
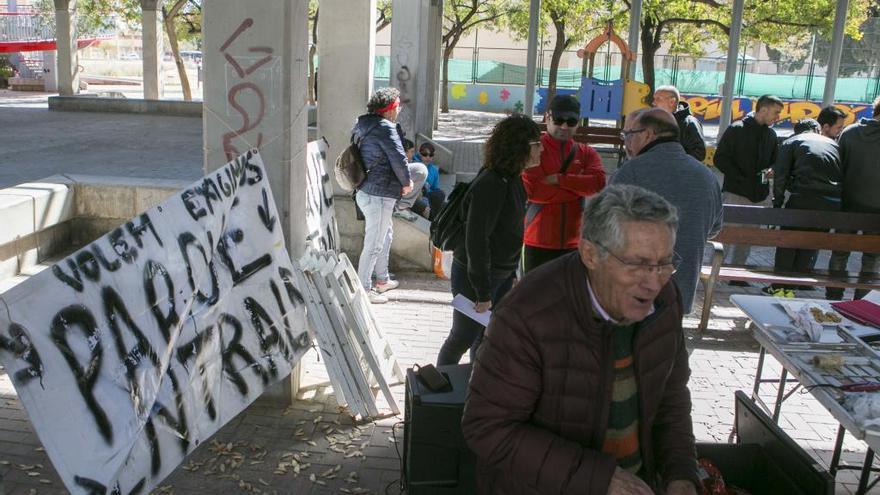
[768,107,846,293]
[652,85,706,161]
[714,95,783,276]
[827,97,880,300]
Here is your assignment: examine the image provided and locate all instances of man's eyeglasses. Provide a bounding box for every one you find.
[597,242,681,278]
[421,152,434,157]
[619,128,647,140]
[553,117,580,127]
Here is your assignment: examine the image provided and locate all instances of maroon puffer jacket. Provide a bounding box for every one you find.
[462,252,699,494]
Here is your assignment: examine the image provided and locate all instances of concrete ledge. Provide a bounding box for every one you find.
[48,95,203,117]
[0,177,434,286]
[0,175,188,281]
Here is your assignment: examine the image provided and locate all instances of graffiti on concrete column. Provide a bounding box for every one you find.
[219,18,276,160]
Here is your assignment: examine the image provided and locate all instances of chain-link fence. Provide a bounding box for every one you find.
[375,38,880,104]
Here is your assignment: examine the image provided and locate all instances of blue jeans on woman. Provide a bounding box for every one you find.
[356,190,396,291]
[437,260,515,365]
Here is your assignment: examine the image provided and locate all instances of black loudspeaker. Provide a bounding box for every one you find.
[403,364,476,494]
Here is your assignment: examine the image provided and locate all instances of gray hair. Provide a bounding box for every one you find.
[655,85,681,101]
[581,184,679,254]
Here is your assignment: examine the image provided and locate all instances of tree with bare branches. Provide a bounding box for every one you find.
[441,0,510,113]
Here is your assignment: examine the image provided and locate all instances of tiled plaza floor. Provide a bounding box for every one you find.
[2,268,880,494]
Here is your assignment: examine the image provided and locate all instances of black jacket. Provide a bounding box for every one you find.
[673,102,706,162]
[839,118,880,213]
[713,114,778,202]
[772,132,842,207]
[453,169,526,301]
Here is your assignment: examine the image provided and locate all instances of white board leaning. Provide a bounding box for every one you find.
[305,138,340,252]
[0,150,309,495]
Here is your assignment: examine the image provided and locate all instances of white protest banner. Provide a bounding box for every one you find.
[305,138,339,251]
[0,150,309,494]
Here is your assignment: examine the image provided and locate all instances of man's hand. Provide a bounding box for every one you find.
[543,174,560,185]
[474,300,492,313]
[607,467,653,495]
[401,180,413,196]
[666,480,697,495]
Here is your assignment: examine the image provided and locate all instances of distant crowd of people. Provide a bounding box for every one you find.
[346,84,878,495]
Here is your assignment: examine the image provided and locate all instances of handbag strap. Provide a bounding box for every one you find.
[558,144,578,175]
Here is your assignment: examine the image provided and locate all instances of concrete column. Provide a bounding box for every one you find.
[43,50,58,92]
[391,0,442,139]
[53,0,78,95]
[523,0,541,117]
[318,0,376,195]
[141,0,163,100]
[627,0,642,80]
[203,0,310,403]
[823,0,849,106]
[719,0,745,135]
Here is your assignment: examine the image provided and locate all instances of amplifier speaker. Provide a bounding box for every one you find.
[403,364,476,494]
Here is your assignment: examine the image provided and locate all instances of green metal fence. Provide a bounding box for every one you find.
[375,48,880,103]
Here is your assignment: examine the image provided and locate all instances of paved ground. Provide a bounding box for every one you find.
[0,90,202,189]
[0,91,877,494]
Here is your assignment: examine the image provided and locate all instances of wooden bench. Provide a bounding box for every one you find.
[698,205,880,332]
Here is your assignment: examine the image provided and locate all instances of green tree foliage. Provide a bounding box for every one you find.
[768,2,880,79]
[376,0,392,33]
[636,0,868,92]
[441,0,511,112]
[505,0,625,108]
[508,0,869,103]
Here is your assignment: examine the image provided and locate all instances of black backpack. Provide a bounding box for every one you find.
[429,171,483,251]
[335,121,381,193]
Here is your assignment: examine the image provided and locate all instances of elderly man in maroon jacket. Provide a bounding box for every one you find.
[462,184,699,495]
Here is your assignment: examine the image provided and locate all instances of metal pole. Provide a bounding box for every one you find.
[823,0,849,106]
[805,30,817,100]
[524,0,541,117]
[627,0,642,80]
[719,0,745,135]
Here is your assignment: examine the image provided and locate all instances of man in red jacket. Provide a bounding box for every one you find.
[522,95,606,272]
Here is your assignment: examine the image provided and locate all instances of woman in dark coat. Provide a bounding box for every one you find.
[437,114,543,365]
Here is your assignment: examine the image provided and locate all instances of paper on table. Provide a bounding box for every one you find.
[452,293,492,328]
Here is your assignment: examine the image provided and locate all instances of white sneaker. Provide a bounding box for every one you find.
[393,209,418,222]
[367,290,388,304]
[374,279,400,293]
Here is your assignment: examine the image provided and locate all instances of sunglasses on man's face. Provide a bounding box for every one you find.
[552,117,579,127]
[421,152,434,157]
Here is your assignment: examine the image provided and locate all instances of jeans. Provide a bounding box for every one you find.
[437,260,515,365]
[723,191,770,265]
[523,246,575,273]
[772,194,841,290]
[424,189,447,221]
[397,162,428,210]
[356,190,396,290]
[827,229,880,300]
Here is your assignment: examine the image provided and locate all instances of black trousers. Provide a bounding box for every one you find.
[522,245,576,274]
[772,194,841,290]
